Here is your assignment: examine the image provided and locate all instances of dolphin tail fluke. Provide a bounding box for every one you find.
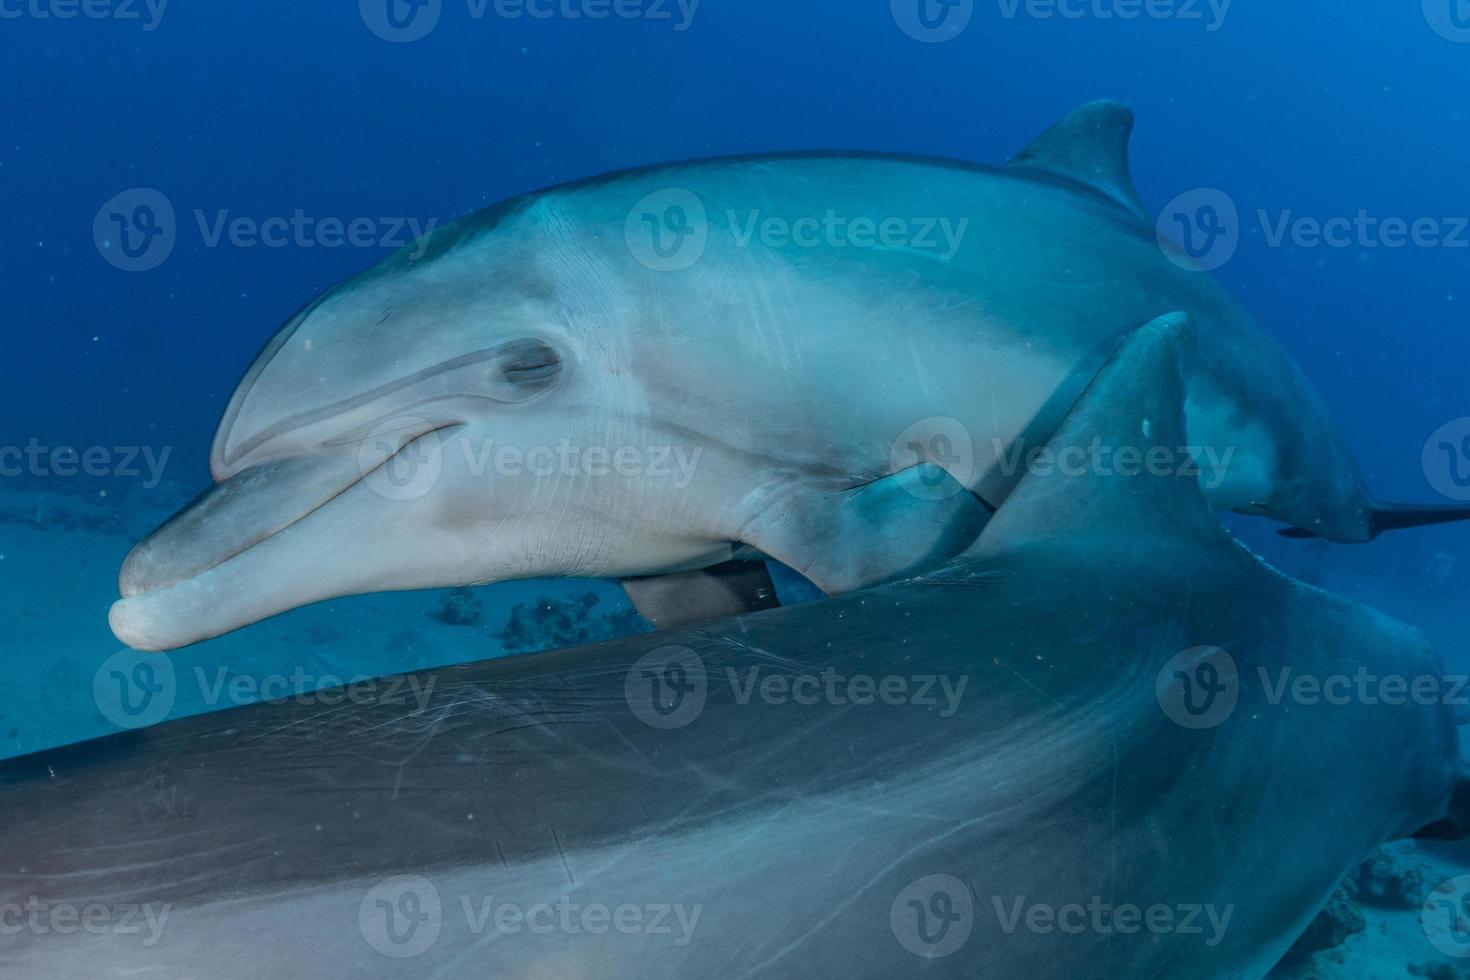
[1368,502,1470,538]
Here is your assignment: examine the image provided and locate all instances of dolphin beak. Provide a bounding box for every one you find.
[111,423,461,652]
[118,453,369,599]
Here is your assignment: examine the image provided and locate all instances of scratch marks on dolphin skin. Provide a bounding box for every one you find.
[738,813,990,979]
[550,824,575,886]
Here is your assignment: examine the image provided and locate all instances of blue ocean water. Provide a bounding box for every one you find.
[3,2,1470,975]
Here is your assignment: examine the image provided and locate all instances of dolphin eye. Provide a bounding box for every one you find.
[491,338,564,398]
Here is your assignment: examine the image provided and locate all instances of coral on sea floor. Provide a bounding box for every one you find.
[431,587,485,626]
[498,592,648,655]
[1350,849,1430,910]
[1278,887,1367,970]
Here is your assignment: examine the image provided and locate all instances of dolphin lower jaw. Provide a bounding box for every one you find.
[119,453,365,598]
[112,429,465,651]
[109,476,459,652]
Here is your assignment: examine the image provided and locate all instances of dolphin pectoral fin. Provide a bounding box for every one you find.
[622,559,782,629]
[969,312,1225,558]
[1414,768,1470,841]
[740,466,991,596]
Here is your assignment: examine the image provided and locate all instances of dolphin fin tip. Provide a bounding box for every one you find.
[1369,502,1470,539]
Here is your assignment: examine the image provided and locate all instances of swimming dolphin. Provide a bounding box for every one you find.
[109,100,1470,651]
[17,315,1468,977]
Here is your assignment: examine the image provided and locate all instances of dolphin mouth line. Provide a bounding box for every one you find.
[119,424,461,601]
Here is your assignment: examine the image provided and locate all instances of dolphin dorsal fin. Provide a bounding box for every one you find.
[1008,100,1150,222]
[971,312,1224,556]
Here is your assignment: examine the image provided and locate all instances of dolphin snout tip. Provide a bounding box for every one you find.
[117,543,153,599]
[108,597,174,653]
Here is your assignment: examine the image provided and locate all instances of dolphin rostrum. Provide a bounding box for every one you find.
[109,101,1470,651]
[18,314,1468,977]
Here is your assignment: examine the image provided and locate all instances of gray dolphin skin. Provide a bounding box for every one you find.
[108,100,1470,651]
[13,316,1467,978]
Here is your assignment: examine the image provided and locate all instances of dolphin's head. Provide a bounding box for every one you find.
[110,202,711,651]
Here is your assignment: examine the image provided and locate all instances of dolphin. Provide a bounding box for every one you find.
[109,100,1470,651]
[14,314,1468,978]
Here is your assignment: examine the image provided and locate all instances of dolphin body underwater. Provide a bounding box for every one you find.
[12,317,1469,978]
[109,101,1470,651]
